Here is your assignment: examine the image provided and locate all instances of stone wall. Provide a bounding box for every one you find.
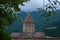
[11,32,60,40]
[11,37,60,40]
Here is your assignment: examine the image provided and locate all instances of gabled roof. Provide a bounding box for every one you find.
[11,32,45,38]
[24,13,34,23]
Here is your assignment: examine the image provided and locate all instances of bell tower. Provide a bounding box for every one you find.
[23,11,35,32]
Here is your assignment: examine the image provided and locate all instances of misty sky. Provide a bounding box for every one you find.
[19,0,60,12]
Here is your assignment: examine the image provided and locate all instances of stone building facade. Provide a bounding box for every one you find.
[11,12,60,40]
[23,13,35,32]
[11,12,46,40]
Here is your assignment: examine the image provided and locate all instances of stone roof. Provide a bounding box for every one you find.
[11,32,45,38]
[24,13,34,23]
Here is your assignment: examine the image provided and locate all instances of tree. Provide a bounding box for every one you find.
[0,0,29,40]
[38,0,60,37]
[43,0,60,37]
[43,0,60,21]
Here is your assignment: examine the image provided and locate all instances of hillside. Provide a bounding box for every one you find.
[6,10,60,37]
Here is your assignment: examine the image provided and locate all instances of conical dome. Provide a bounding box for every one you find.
[24,13,34,23]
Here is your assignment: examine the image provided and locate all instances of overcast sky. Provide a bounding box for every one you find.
[19,0,60,12]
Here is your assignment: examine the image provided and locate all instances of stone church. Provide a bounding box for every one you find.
[11,12,45,39]
[11,12,60,40]
[23,13,35,32]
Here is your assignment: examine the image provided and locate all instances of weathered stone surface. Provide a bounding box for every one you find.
[23,13,35,32]
[24,13,34,22]
[11,32,45,38]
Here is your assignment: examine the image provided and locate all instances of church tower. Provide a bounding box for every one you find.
[23,12,35,32]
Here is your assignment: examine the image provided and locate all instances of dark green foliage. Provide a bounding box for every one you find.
[44,0,60,37]
[45,0,60,20]
[38,0,60,37]
[44,29,60,37]
[0,31,11,40]
[0,0,29,11]
[0,0,29,40]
